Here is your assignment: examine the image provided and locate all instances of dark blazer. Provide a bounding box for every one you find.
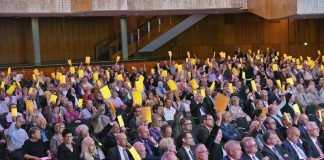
[281,140,306,160]
[190,100,207,124]
[205,125,223,160]
[57,143,80,160]
[241,152,263,160]
[302,137,323,159]
[177,147,193,160]
[297,125,308,140]
[197,125,210,144]
[202,96,216,118]
[223,155,243,160]
[220,123,241,142]
[261,144,287,160]
[106,146,134,160]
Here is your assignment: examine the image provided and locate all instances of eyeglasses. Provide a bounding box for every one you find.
[245,144,257,148]
[308,128,319,131]
[184,123,192,126]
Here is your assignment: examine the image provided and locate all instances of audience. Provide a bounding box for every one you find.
[0,48,322,160]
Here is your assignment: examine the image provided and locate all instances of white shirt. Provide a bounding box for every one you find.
[287,140,307,159]
[248,153,259,160]
[163,106,176,121]
[184,147,194,160]
[117,145,128,160]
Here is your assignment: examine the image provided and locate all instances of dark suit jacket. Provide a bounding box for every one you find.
[223,155,243,160]
[281,140,306,160]
[197,125,210,144]
[106,146,134,160]
[57,143,80,160]
[190,100,207,124]
[261,144,287,160]
[177,147,193,160]
[220,123,241,142]
[205,125,223,160]
[241,152,263,160]
[202,96,216,118]
[302,137,323,158]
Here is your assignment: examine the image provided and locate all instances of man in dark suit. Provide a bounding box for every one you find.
[241,137,265,160]
[202,88,216,116]
[190,93,208,125]
[261,131,289,160]
[297,114,309,140]
[263,117,285,141]
[223,140,243,160]
[177,132,195,160]
[197,114,214,144]
[106,133,134,160]
[133,126,160,160]
[281,127,307,160]
[303,122,324,159]
[205,112,223,160]
[220,111,241,142]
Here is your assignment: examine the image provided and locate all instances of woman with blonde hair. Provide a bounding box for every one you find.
[80,137,99,160]
[50,122,65,160]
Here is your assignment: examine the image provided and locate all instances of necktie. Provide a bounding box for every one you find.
[272,147,284,160]
[315,140,323,155]
[123,149,129,160]
[144,141,154,157]
[189,150,195,160]
[293,143,306,159]
[251,155,257,160]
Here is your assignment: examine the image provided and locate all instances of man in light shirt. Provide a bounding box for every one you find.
[6,115,29,160]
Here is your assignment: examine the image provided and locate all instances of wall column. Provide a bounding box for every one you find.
[31,17,41,64]
[120,16,128,60]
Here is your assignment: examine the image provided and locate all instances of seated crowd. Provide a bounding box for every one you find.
[0,48,323,160]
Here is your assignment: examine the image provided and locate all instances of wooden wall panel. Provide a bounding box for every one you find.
[39,17,121,62]
[0,18,33,64]
[154,13,324,59]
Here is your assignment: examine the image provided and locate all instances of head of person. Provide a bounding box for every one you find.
[152,114,163,128]
[222,111,233,124]
[29,127,41,141]
[263,130,278,146]
[180,132,194,147]
[264,117,277,130]
[231,96,240,106]
[253,109,266,123]
[116,133,128,148]
[36,117,47,129]
[242,137,258,155]
[133,142,147,158]
[180,117,192,132]
[268,104,279,116]
[161,124,173,138]
[133,105,142,117]
[305,121,319,138]
[260,90,268,100]
[255,100,265,110]
[54,122,65,134]
[286,127,300,144]
[193,144,209,160]
[159,137,176,153]
[110,122,121,134]
[298,114,309,126]
[203,114,214,128]
[85,100,93,109]
[81,137,96,158]
[15,115,24,129]
[161,151,178,160]
[62,129,73,144]
[224,140,242,160]
[138,126,150,140]
[75,124,89,138]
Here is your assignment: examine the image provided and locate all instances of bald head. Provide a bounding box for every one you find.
[286,127,300,144]
[194,144,209,160]
[138,126,150,140]
[133,142,146,158]
[116,133,127,148]
[224,140,242,159]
